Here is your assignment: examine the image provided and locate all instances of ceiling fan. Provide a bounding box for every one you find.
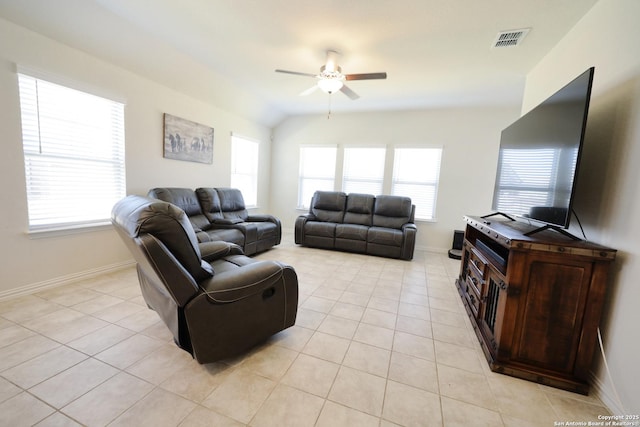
[275,50,387,100]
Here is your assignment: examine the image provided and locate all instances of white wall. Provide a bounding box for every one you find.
[270,107,521,252]
[523,0,640,414]
[0,18,272,296]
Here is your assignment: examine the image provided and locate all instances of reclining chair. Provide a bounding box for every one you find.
[111,195,298,363]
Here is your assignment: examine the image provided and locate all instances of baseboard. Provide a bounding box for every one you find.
[0,260,136,302]
[416,244,449,254]
[589,369,625,415]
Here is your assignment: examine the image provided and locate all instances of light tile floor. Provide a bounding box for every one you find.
[0,235,612,426]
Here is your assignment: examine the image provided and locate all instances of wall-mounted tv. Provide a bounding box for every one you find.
[491,67,595,233]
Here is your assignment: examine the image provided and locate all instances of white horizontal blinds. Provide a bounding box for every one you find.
[392,148,442,220]
[298,146,337,208]
[342,147,385,195]
[230,134,259,207]
[18,73,126,230]
[494,148,568,216]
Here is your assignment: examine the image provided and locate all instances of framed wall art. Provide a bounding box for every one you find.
[163,113,214,164]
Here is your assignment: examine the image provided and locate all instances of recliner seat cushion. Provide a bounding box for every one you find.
[254,222,278,240]
[305,221,336,238]
[335,223,368,253]
[205,228,245,246]
[367,226,404,247]
[336,223,368,240]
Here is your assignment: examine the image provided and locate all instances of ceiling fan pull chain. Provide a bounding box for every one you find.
[327,94,332,119]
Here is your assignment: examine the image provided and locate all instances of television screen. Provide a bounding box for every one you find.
[491,67,594,229]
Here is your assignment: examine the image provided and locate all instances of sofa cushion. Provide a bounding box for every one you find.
[367,226,404,247]
[195,187,224,222]
[336,223,368,241]
[310,191,346,223]
[148,188,213,232]
[372,195,413,229]
[305,221,336,238]
[254,222,278,240]
[343,193,375,226]
[216,188,249,220]
[335,224,368,253]
[206,228,245,246]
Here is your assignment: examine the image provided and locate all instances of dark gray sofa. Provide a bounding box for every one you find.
[147,187,281,256]
[295,191,417,260]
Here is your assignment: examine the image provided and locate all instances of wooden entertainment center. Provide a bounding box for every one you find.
[455,215,616,394]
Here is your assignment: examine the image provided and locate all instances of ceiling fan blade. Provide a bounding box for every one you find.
[340,84,360,100]
[300,85,319,96]
[345,72,387,81]
[275,69,317,78]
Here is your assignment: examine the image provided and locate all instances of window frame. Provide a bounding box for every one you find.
[17,69,126,234]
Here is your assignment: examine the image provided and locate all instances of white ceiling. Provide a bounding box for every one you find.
[0,0,599,126]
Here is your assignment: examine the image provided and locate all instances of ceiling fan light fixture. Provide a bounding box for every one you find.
[317,77,344,94]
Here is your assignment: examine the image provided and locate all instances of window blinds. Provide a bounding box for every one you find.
[231,134,259,207]
[342,147,385,196]
[392,148,442,220]
[298,146,337,208]
[18,73,126,230]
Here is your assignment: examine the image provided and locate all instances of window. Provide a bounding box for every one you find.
[342,147,386,195]
[296,145,444,219]
[230,134,259,207]
[298,146,337,208]
[392,147,442,220]
[18,73,126,231]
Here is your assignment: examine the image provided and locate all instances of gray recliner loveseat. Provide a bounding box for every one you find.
[148,187,281,256]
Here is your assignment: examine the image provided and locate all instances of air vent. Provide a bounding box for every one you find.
[492,28,530,48]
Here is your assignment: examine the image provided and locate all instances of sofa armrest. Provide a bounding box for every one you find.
[194,230,212,243]
[401,223,417,260]
[199,261,291,303]
[199,241,244,262]
[402,223,417,232]
[294,214,316,244]
[213,218,244,225]
[297,213,316,221]
[246,214,279,224]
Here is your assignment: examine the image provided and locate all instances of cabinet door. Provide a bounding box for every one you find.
[479,267,507,358]
[511,256,593,373]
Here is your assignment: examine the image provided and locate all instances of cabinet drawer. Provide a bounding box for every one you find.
[466,268,483,297]
[464,277,481,316]
[469,247,488,277]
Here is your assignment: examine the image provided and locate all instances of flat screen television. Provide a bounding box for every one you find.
[490,67,595,234]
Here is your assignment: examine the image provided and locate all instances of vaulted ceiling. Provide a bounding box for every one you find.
[0,0,599,126]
